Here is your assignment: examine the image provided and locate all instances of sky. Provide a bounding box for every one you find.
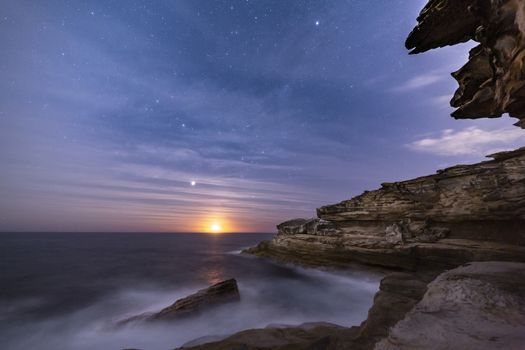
[1,0,524,233]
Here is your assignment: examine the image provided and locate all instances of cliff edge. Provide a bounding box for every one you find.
[246,148,525,270]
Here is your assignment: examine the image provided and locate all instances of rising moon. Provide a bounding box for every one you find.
[210,223,222,233]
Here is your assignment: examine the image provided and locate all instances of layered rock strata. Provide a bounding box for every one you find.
[406,0,525,127]
[246,148,525,270]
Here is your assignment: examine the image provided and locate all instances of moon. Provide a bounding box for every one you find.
[210,223,222,233]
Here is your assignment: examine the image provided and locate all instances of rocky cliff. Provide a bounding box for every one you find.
[406,0,525,127]
[245,148,525,270]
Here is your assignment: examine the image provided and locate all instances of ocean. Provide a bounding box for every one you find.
[0,232,381,349]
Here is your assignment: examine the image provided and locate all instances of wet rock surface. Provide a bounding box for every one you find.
[119,279,240,326]
[406,0,525,127]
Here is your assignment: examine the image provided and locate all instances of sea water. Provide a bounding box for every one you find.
[0,232,381,349]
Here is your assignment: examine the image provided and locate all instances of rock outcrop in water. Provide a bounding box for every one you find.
[406,0,525,127]
[151,279,240,321]
[246,148,525,270]
[119,279,240,326]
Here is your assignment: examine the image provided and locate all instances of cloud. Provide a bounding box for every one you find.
[391,73,443,92]
[407,126,525,156]
[429,94,453,108]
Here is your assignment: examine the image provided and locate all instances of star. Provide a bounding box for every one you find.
[315,20,320,26]
[190,181,196,186]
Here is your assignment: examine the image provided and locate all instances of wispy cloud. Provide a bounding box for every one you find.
[429,94,453,108]
[407,126,525,156]
[391,73,443,92]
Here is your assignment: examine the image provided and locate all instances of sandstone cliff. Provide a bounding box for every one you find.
[246,148,525,270]
[406,0,525,127]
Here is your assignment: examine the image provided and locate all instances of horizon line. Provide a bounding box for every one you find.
[0,231,274,234]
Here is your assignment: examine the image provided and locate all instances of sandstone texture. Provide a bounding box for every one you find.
[119,279,239,325]
[406,0,525,127]
[245,148,525,270]
[375,262,525,350]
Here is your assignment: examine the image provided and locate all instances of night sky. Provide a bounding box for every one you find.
[1,0,524,232]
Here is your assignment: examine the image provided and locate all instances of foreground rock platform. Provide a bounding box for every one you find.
[179,262,525,350]
[376,262,525,350]
[245,148,525,271]
[178,271,436,350]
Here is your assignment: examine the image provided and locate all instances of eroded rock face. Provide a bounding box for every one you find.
[246,148,525,270]
[375,262,525,350]
[407,0,525,127]
[119,279,240,326]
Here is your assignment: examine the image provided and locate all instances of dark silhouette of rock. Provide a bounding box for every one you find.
[152,279,240,321]
[119,279,240,326]
[406,0,525,127]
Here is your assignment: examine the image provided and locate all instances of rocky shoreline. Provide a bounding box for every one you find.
[174,1,525,348]
[178,262,525,349]
[245,148,525,271]
[178,270,437,350]
[177,148,525,350]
